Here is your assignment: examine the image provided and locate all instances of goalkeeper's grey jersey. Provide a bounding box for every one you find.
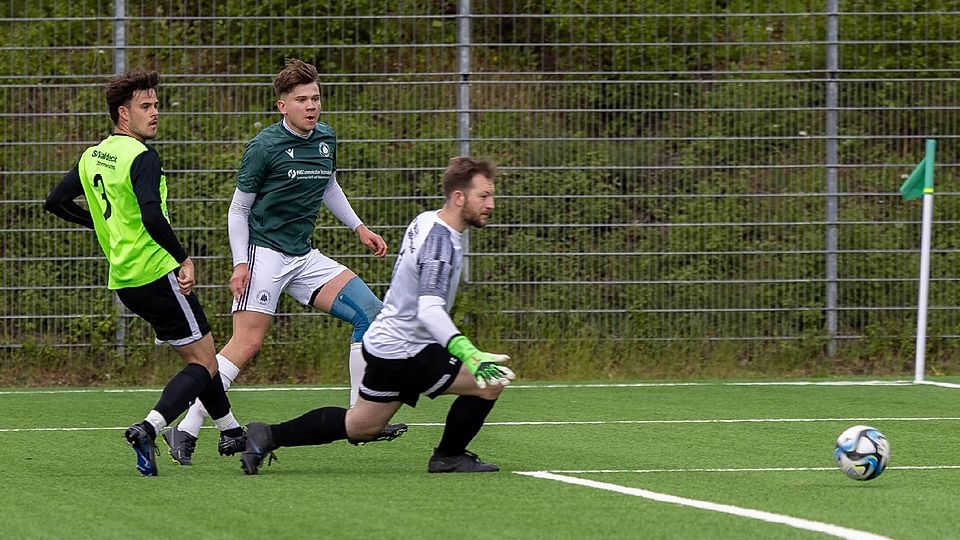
[363,210,462,358]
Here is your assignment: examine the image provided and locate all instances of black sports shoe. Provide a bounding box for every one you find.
[124,422,159,476]
[241,422,278,475]
[350,422,409,446]
[427,449,499,473]
[218,430,246,456]
[161,427,197,466]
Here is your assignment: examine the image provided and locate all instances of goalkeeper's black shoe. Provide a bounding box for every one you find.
[350,422,409,446]
[241,422,277,475]
[428,449,499,473]
[124,422,159,476]
[161,427,197,466]
[218,429,246,457]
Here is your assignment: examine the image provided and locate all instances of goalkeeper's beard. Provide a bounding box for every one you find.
[464,209,491,228]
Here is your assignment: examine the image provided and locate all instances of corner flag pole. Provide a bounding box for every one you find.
[906,139,936,383]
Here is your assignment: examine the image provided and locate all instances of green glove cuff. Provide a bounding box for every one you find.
[447,335,479,364]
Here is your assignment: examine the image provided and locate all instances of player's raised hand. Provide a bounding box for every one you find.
[447,335,516,389]
[356,225,388,259]
[177,257,196,295]
[229,262,250,300]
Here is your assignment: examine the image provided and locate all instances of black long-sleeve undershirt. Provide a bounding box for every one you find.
[44,143,188,263]
[44,167,94,229]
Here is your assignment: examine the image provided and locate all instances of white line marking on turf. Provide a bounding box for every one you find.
[546,465,960,473]
[1,379,944,396]
[916,380,960,389]
[4,417,960,432]
[516,471,892,540]
[407,417,960,427]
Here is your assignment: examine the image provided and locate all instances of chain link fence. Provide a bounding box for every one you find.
[3,1,960,367]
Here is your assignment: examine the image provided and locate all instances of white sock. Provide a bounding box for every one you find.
[213,411,241,432]
[217,353,241,387]
[177,354,242,437]
[145,410,166,437]
[348,342,365,407]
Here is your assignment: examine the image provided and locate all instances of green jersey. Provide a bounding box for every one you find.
[77,135,179,289]
[236,121,338,256]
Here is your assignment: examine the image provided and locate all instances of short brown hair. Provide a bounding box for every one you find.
[105,70,160,124]
[274,59,318,97]
[442,156,496,199]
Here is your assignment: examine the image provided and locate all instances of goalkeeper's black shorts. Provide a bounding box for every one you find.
[359,344,461,407]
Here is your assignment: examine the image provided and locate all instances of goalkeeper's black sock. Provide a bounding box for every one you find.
[435,395,496,456]
[153,363,210,424]
[271,407,348,448]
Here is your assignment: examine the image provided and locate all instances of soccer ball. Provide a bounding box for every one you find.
[834,425,890,481]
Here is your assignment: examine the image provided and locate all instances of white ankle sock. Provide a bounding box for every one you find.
[348,342,365,407]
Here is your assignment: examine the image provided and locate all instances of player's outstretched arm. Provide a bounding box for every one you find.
[447,335,515,389]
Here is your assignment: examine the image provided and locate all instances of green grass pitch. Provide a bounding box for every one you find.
[3,378,960,539]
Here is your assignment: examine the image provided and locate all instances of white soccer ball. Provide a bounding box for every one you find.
[834,425,890,481]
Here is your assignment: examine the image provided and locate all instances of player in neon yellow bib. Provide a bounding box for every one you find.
[44,71,244,475]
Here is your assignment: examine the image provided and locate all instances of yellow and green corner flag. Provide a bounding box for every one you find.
[900,139,937,201]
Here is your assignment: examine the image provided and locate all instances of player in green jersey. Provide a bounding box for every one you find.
[44,70,245,476]
[239,157,515,476]
[163,59,405,464]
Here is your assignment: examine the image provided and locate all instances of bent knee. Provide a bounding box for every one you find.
[478,384,504,400]
[330,277,383,341]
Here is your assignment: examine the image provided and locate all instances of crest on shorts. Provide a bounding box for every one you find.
[256,289,271,305]
[318,142,330,157]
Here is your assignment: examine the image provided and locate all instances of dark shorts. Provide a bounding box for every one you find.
[115,270,211,346]
[360,343,461,407]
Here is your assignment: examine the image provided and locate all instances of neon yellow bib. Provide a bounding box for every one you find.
[77,135,179,289]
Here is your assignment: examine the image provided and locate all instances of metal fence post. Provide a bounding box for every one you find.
[457,0,472,283]
[114,0,127,356]
[824,0,840,356]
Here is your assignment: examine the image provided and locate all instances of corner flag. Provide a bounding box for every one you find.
[900,140,936,201]
[905,139,936,384]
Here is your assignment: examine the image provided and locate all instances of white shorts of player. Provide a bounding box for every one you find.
[233,244,347,315]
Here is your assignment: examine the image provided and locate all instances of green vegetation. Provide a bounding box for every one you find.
[3,1,960,383]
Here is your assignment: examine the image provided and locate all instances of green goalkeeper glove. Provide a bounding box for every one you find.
[447,335,516,389]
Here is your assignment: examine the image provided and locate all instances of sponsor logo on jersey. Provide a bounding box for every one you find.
[91,150,118,162]
[319,142,330,156]
[285,148,295,158]
[287,168,332,180]
[91,149,119,169]
[256,289,271,305]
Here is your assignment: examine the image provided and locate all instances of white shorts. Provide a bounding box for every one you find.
[233,244,347,315]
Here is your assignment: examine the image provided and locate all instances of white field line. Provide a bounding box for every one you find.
[516,471,892,540]
[0,379,931,395]
[544,465,960,473]
[4,416,960,432]
[916,380,960,389]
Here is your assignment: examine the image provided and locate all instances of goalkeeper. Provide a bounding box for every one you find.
[241,156,515,475]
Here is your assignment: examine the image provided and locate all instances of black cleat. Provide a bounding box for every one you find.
[241,422,278,475]
[218,430,246,456]
[428,449,499,473]
[124,422,159,476]
[350,423,409,446]
[161,427,197,466]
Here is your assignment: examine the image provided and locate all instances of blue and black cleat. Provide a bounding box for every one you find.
[124,422,159,476]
